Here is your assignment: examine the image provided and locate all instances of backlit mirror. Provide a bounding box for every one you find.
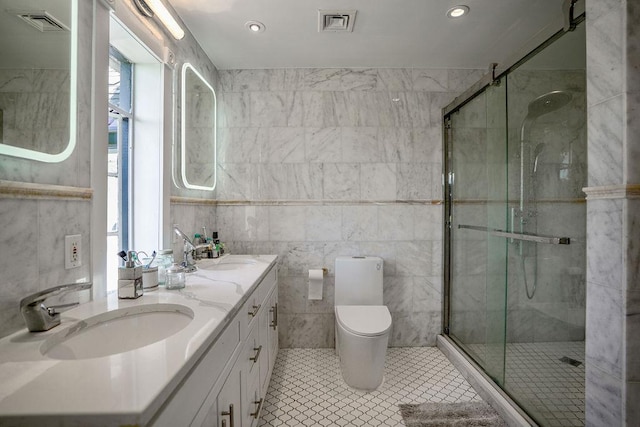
[180,63,216,191]
[0,0,77,163]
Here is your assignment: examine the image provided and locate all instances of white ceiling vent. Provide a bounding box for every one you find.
[14,11,69,32]
[318,10,357,33]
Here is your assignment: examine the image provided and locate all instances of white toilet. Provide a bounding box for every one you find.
[334,256,392,391]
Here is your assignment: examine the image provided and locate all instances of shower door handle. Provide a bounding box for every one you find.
[458,224,570,245]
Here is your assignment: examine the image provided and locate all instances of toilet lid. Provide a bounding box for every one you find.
[335,305,392,337]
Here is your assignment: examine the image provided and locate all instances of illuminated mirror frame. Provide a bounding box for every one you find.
[180,62,217,191]
[0,0,78,163]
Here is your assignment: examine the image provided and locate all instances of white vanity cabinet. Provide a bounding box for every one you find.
[161,263,278,427]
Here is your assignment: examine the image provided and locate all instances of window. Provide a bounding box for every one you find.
[107,47,132,293]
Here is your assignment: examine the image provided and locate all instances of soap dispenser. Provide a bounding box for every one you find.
[118,251,143,299]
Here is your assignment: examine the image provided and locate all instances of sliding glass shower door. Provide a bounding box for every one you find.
[444,22,586,426]
[446,82,508,386]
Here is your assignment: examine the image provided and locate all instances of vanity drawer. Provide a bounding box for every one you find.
[242,265,277,336]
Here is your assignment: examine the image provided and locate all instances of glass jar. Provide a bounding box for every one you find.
[156,249,174,286]
[165,263,185,290]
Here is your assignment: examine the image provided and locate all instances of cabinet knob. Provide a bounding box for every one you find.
[269,303,278,329]
[248,304,261,317]
[251,398,264,419]
[250,345,262,363]
[221,403,234,427]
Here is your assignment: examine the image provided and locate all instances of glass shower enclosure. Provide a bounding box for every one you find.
[443,23,586,426]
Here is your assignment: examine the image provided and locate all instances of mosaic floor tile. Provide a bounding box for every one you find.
[258,347,482,426]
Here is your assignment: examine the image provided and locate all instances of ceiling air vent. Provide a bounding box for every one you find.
[15,11,69,32]
[318,10,357,33]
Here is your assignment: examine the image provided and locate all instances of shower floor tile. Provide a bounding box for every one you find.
[467,340,584,426]
[258,347,483,426]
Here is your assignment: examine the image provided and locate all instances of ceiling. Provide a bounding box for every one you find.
[167,0,568,70]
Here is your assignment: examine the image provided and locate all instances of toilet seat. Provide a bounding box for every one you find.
[335,305,392,337]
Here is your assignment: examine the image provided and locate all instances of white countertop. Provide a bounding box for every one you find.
[0,254,277,426]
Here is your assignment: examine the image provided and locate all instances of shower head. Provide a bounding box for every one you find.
[526,91,572,118]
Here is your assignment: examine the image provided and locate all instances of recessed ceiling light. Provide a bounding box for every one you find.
[245,20,265,33]
[446,5,469,18]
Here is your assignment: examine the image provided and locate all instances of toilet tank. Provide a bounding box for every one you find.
[335,256,383,306]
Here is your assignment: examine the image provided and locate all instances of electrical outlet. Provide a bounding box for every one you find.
[65,234,81,269]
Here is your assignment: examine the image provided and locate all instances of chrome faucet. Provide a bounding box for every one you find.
[173,225,198,272]
[20,282,92,332]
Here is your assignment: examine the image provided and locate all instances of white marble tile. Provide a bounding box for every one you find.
[302,92,338,127]
[216,163,258,200]
[413,276,442,312]
[250,92,291,127]
[341,205,378,241]
[414,204,443,242]
[377,69,413,91]
[0,199,39,331]
[377,205,414,241]
[341,127,380,163]
[305,206,342,242]
[280,243,325,277]
[322,163,360,200]
[304,69,346,91]
[383,276,414,313]
[585,364,622,427]
[263,127,305,163]
[217,127,265,164]
[285,164,323,200]
[37,200,91,287]
[395,241,432,277]
[257,164,289,199]
[360,163,396,200]
[406,92,432,128]
[341,69,377,91]
[586,281,623,378]
[587,96,623,186]
[397,163,432,200]
[305,127,341,163]
[412,69,449,92]
[378,127,412,163]
[269,206,306,241]
[413,127,442,164]
[279,313,335,348]
[586,5,624,106]
[218,92,251,127]
[232,206,269,242]
[587,199,623,289]
[625,91,640,184]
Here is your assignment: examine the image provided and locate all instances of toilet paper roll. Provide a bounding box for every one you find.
[308,269,323,300]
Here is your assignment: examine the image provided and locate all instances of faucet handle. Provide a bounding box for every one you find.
[20,282,92,332]
[20,282,92,309]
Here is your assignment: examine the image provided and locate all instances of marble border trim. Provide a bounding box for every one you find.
[170,196,218,206]
[437,335,537,427]
[583,185,640,200]
[173,199,444,206]
[0,180,92,201]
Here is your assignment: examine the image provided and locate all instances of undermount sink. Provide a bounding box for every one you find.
[41,304,194,360]
[201,258,257,271]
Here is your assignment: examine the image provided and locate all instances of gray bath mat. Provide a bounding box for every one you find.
[399,401,506,426]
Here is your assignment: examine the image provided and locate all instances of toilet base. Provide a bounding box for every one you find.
[336,323,389,392]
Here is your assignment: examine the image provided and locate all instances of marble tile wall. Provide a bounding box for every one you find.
[584,0,640,426]
[216,68,483,347]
